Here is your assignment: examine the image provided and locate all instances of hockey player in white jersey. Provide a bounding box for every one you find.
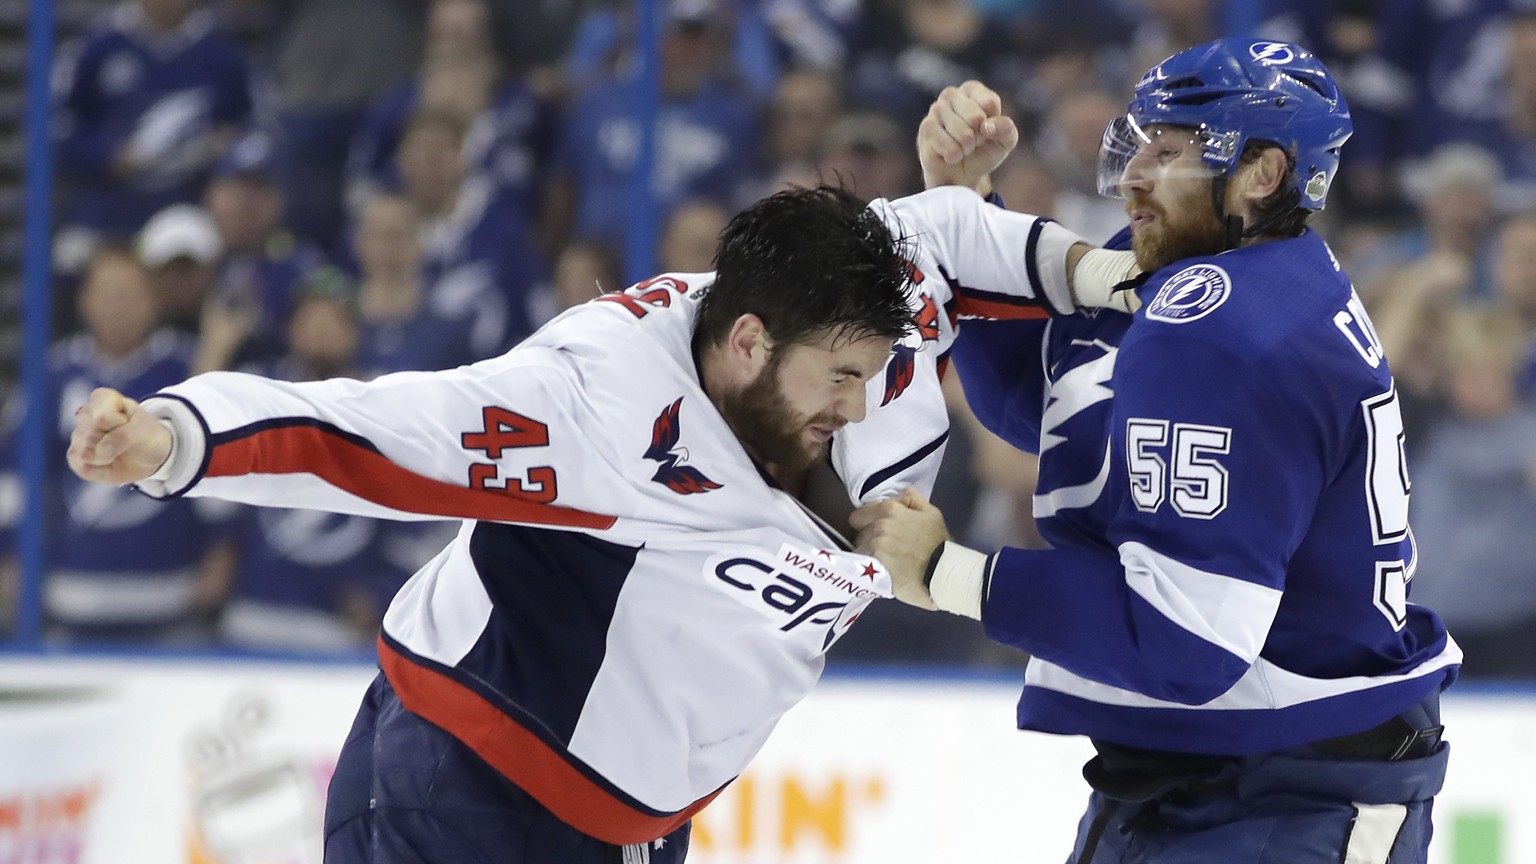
[68,183,1135,863]
[856,41,1459,864]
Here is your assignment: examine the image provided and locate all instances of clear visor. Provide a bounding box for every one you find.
[1096,116,1240,199]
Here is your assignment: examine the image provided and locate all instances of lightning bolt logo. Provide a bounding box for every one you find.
[1164,277,1204,308]
[1249,41,1295,65]
[1040,342,1117,454]
[645,397,723,495]
[1145,264,1232,324]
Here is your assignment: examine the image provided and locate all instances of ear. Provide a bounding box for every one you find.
[1229,148,1289,210]
[723,313,773,378]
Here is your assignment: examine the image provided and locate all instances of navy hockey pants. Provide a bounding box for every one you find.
[323,674,692,864]
[1066,701,1449,864]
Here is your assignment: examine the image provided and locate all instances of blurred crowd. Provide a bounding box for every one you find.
[1,0,1535,673]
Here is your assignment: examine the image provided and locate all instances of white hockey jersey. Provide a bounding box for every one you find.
[136,187,1078,844]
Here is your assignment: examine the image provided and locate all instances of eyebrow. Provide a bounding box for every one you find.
[833,367,868,379]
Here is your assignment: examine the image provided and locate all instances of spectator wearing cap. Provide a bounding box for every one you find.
[1358,142,1505,305]
[196,130,328,374]
[22,247,235,645]
[1364,144,1508,447]
[545,0,761,256]
[52,0,254,242]
[137,202,221,333]
[561,0,784,100]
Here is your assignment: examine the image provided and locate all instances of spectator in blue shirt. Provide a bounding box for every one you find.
[53,0,254,240]
[43,247,236,644]
[347,46,557,228]
[352,194,508,376]
[392,107,543,346]
[195,129,328,373]
[546,0,761,252]
[220,274,411,652]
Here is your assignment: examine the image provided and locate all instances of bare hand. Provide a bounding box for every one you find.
[66,387,173,485]
[850,487,950,610]
[917,81,1020,194]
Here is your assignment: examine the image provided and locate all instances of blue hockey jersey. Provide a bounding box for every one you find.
[53,4,253,234]
[45,331,231,627]
[953,228,1461,755]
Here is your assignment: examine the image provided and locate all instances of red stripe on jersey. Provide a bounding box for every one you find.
[207,424,615,530]
[380,638,723,845]
[953,295,1051,321]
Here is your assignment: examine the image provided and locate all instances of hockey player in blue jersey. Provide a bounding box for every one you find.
[855,40,1461,863]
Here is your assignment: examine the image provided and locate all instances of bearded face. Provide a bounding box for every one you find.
[1127,181,1228,273]
[1120,125,1231,273]
[720,353,845,477]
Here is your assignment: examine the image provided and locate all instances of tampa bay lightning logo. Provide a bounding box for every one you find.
[1249,41,1296,65]
[645,397,723,495]
[1145,264,1231,324]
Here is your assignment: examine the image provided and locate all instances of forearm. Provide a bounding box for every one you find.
[919,537,1254,703]
[981,544,1253,704]
[877,188,1139,318]
[133,363,609,529]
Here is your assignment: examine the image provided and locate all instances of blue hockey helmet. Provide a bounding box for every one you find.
[1097,38,1353,211]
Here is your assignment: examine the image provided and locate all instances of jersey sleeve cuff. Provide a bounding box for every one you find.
[132,395,209,498]
[1030,220,1090,316]
[925,541,990,620]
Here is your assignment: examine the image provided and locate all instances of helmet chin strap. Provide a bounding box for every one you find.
[1212,168,1296,249]
[1211,173,1246,252]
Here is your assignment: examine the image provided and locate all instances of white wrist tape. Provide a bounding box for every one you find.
[927,541,989,620]
[1071,248,1143,313]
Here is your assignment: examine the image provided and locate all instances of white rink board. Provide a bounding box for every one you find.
[0,657,1527,864]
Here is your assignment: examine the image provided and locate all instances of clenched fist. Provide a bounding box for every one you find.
[850,487,950,610]
[66,387,172,485]
[917,80,1019,194]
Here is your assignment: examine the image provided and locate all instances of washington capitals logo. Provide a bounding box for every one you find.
[880,294,942,406]
[881,344,917,406]
[645,397,723,494]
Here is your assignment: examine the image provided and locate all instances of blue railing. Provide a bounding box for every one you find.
[11,0,56,649]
